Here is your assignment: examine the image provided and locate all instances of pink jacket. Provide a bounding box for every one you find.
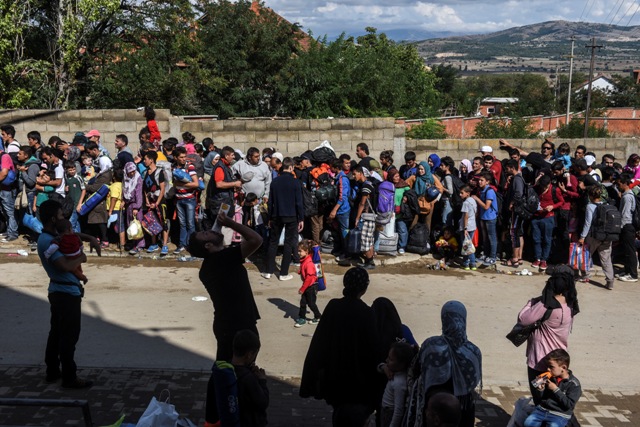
[518,299,573,371]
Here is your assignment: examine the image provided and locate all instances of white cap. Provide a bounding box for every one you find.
[585,155,596,166]
[272,152,284,162]
[480,145,493,153]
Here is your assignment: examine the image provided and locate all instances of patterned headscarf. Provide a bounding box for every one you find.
[123,162,141,201]
[459,159,472,178]
[65,146,81,162]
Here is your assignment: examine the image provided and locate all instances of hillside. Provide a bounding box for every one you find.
[413,21,640,76]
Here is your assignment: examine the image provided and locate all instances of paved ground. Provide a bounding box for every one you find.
[1,253,639,426]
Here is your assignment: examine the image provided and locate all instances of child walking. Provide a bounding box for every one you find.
[525,349,582,427]
[295,240,322,328]
[459,185,478,270]
[378,341,417,427]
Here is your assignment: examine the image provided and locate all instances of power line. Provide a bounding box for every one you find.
[605,0,624,23]
[609,0,626,25]
[585,0,597,20]
[625,2,640,26]
[615,0,638,25]
[578,0,593,21]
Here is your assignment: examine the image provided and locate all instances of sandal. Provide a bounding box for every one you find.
[502,258,521,267]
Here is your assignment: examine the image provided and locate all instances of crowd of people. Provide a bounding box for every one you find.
[2,115,640,286]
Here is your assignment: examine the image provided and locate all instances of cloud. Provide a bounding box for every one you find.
[414,2,463,25]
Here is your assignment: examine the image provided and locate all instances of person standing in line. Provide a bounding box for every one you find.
[617,173,638,282]
[262,157,304,281]
[172,146,199,255]
[187,212,263,427]
[472,172,498,266]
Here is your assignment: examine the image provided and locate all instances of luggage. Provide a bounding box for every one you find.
[346,229,362,254]
[79,184,110,216]
[312,245,327,291]
[378,233,399,255]
[406,223,430,255]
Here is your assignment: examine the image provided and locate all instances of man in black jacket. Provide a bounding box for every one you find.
[263,157,304,281]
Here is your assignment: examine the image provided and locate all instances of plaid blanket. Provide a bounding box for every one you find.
[361,218,376,251]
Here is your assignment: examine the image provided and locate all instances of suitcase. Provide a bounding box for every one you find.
[346,229,362,254]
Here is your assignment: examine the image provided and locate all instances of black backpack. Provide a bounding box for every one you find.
[514,183,540,220]
[406,223,430,255]
[591,204,622,242]
[302,187,318,217]
[449,174,464,208]
[632,191,640,231]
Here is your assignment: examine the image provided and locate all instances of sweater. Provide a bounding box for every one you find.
[535,186,564,218]
[232,159,272,199]
[539,372,582,418]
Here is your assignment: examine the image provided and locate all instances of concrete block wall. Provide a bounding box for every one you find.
[0,109,637,165]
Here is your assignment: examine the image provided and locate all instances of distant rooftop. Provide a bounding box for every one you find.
[480,97,519,104]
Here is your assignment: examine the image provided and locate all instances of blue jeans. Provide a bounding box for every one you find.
[69,211,81,233]
[461,230,477,266]
[441,198,453,228]
[0,188,18,238]
[176,198,197,247]
[531,216,555,261]
[396,220,409,249]
[481,219,497,259]
[524,407,570,427]
[334,212,350,255]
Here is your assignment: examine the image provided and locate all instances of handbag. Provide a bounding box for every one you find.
[569,242,592,272]
[506,307,552,347]
[141,210,164,236]
[417,196,432,215]
[15,186,28,210]
[136,390,179,427]
[127,219,144,240]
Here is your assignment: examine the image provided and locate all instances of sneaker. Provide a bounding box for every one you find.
[362,262,376,270]
[470,264,478,271]
[1,236,18,243]
[146,244,159,253]
[398,248,405,255]
[174,246,185,255]
[463,265,470,271]
[294,318,306,328]
[482,257,496,266]
[61,378,94,389]
[309,317,320,325]
[160,245,169,256]
[476,254,486,263]
[614,273,624,279]
[260,272,272,279]
[129,248,140,256]
[619,275,638,282]
[279,274,294,281]
[606,281,614,290]
[539,260,548,270]
[335,255,347,262]
[531,260,541,268]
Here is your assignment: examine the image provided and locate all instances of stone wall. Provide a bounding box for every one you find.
[0,109,637,164]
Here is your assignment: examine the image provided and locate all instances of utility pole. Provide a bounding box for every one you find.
[566,36,575,125]
[584,37,602,139]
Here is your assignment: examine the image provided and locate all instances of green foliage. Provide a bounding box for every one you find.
[474,117,537,139]
[557,119,609,138]
[608,74,640,108]
[406,119,448,139]
[279,28,439,118]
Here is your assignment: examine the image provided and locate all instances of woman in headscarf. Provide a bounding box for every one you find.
[406,161,443,229]
[428,154,442,178]
[405,301,482,427]
[300,267,383,426]
[123,162,145,254]
[518,265,579,405]
[459,159,472,184]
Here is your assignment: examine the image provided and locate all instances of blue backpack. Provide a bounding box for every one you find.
[312,245,326,291]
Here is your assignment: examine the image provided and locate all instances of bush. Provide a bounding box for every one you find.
[406,119,448,139]
[474,117,537,139]
[557,119,609,138]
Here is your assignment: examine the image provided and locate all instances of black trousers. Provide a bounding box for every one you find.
[45,292,82,383]
[298,285,322,319]
[621,224,638,278]
[266,219,298,275]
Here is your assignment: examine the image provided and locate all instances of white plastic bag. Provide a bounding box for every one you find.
[136,391,179,427]
[460,234,475,256]
[127,219,144,240]
[506,396,535,427]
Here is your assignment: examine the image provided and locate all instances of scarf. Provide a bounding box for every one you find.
[429,154,441,170]
[420,301,482,396]
[123,162,141,201]
[459,159,472,178]
[65,146,81,162]
[414,161,434,196]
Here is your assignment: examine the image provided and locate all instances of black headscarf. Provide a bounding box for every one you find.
[541,265,580,317]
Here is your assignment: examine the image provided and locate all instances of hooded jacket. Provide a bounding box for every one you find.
[232,158,272,199]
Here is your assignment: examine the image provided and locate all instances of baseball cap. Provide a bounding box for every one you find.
[85,129,101,138]
[584,155,596,166]
[272,152,284,162]
[479,145,493,153]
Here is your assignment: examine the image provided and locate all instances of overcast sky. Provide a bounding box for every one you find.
[265,0,640,38]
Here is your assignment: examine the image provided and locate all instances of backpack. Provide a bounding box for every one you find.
[311,245,326,291]
[310,166,337,205]
[374,181,395,225]
[632,190,640,230]
[302,187,318,217]
[591,204,622,242]
[156,160,175,199]
[406,223,430,255]
[514,183,540,220]
[186,153,204,179]
[449,174,464,208]
[400,189,420,219]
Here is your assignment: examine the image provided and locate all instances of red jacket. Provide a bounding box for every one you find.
[536,186,564,218]
[298,254,317,293]
[147,119,162,145]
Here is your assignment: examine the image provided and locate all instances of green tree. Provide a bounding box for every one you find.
[608,74,640,107]
[474,117,537,138]
[406,119,448,139]
[557,119,608,138]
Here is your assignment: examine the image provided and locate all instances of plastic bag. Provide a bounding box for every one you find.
[136,391,179,427]
[461,234,475,256]
[569,242,592,272]
[126,219,144,240]
[506,396,535,427]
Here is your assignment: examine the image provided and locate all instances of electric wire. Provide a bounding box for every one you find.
[615,1,638,25]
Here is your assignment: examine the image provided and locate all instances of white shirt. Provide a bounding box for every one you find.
[53,162,66,195]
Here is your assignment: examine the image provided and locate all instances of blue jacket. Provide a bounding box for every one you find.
[335,171,351,215]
